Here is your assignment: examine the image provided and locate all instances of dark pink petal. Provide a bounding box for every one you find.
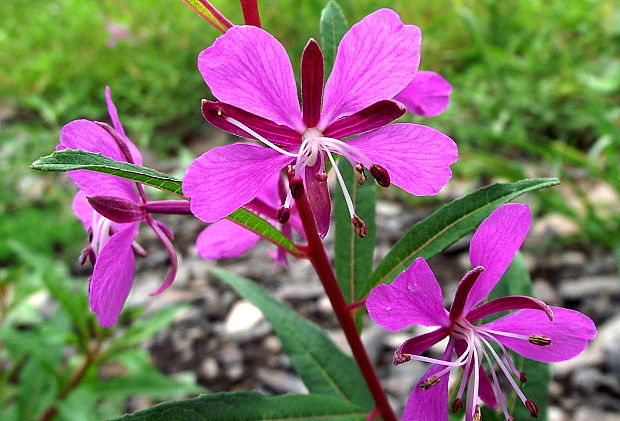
[198,26,304,132]
[202,101,301,147]
[72,191,94,231]
[89,224,139,327]
[182,143,293,223]
[482,306,596,363]
[449,266,485,321]
[322,100,406,139]
[59,120,139,201]
[467,296,554,323]
[196,220,260,260]
[304,157,331,238]
[105,86,142,165]
[86,195,146,223]
[464,204,531,312]
[402,342,452,421]
[346,123,457,196]
[394,71,452,117]
[366,257,449,331]
[301,39,324,128]
[319,9,421,128]
[394,328,448,365]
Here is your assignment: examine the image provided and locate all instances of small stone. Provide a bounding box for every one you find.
[256,368,308,394]
[200,358,219,380]
[574,408,620,421]
[224,301,264,335]
[533,279,560,305]
[559,276,620,300]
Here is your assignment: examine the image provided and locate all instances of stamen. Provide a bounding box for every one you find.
[370,164,391,187]
[480,338,529,404]
[418,375,440,390]
[520,371,528,383]
[480,341,511,420]
[473,405,481,421]
[525,399,539,418]
[352,215,368,238]
[475,327,524,380]
[224,116,298,157]
[528,335,552,346]
[355,163,367,185]
[276,206,291,224]
[451,398,463,413]
[325,149,356,218]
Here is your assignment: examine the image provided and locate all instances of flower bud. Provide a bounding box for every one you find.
[87,196,146,223]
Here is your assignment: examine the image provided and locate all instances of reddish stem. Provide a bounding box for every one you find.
[240,0,261,27]
[292,181,397,421]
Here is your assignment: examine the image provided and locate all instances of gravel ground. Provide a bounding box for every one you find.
[124,198,619,420]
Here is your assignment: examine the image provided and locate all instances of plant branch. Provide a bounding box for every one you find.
[291,177,397,421]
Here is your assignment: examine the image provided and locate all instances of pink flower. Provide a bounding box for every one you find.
[366,204,596,421]
[183,9,457,237]
[196,172,305,265]
[59,87,177,327]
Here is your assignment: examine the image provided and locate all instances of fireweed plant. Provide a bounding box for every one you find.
[30,1,596,420]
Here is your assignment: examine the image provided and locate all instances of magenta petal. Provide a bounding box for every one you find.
[182,143,293,223]
[322,100,406,139]
[482,306,596,363]
[464,204,531,312]
[105,87,142,165]
[73,191,94,231]
[346,123,457,195]
[89,225,139,327]
[196,220,260,259]
[304,157,331,238]
[320,9,421,128]
[366,257,449,331]
[59,120,138,201]
[198,26,304,132]
[402,343,452,421]
[394,71,452,117]
[467,295,554,323]
[202,101,302,146]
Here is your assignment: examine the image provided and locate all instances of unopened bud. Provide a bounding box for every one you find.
[354,163,367,185]
[525,399,539,418]
[451,398,463,413]
[87,196,146,223]
[528,334,551,346]
[276,206,291,224]
[519,371,528,383]
[315,173,328,182]
[418,375,440,390]
[289,177,304,199]
[352,215,367,238]
[370,164,390,187]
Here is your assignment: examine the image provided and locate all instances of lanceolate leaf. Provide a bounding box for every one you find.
[481,253,551,421]
[31,149,184,196]
[113,392,367,421]
[211,269,373,410]
[320,1,348,73]
[334,160,376,303]
[30,149,301,255]
[360,178,560,298]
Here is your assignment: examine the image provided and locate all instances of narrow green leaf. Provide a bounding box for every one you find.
[211,268,373,410]
[320,1,348,73]
[17,359,58,421]
[31,149,184,196]
[334,160,376,303]
[30,149,301,255]
[227,208,300,256]
[112,392,367,421]
[482,254,551,421]
[361,178,560,298]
